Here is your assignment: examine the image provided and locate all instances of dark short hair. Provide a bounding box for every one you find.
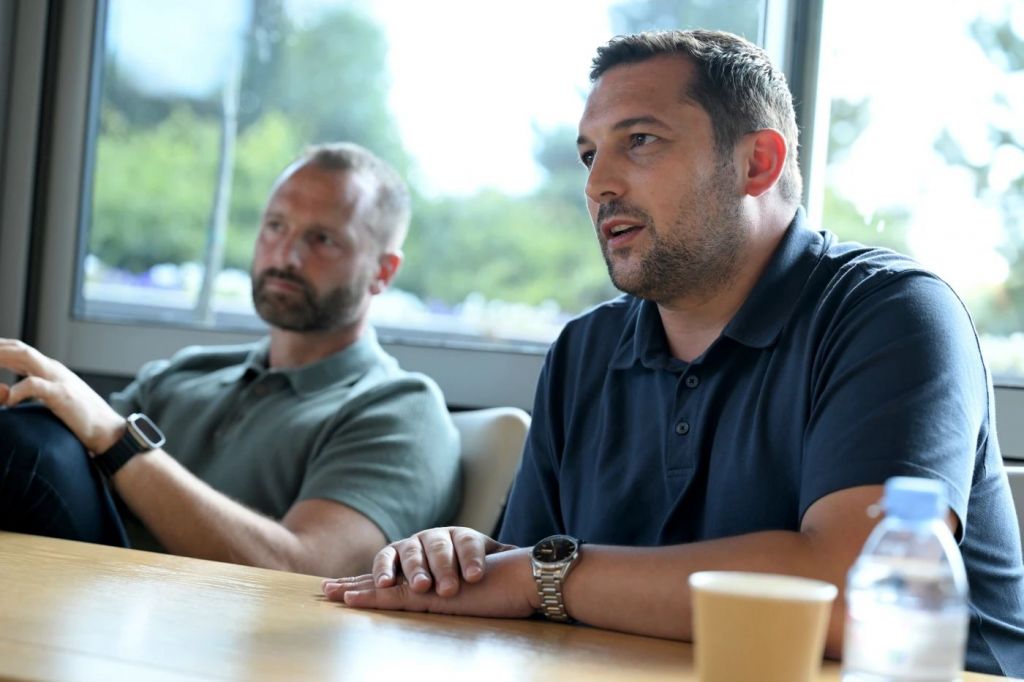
[301,142,411,251]
[591,30,802,204]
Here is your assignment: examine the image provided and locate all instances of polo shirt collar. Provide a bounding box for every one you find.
[609,297,675,370]
[721,208,824,348]
[609,208,824,369]
[237,327,387,396]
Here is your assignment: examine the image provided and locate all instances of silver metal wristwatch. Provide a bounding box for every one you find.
[531,534,582,622]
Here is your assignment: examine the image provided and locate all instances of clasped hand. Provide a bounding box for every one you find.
[322,526,539,618]
[0,338,125,454]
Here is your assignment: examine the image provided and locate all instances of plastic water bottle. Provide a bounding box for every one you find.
[841,476,969,682]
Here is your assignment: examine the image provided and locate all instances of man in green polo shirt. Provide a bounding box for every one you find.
[0,142,461,578]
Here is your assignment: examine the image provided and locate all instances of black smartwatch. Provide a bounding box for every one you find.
[93,413,166,478]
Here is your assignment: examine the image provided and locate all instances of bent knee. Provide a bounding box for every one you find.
[0,404,88,472]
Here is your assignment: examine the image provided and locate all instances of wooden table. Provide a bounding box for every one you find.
[0,532,1013,681]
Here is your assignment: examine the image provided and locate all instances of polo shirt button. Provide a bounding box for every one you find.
[675,421,690,435]
[685,375,699,388]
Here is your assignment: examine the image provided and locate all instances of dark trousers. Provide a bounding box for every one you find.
[0,404,128,546]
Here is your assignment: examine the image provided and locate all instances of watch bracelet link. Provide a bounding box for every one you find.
[535,572,573,622]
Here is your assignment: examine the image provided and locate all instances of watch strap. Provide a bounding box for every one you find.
[534,567,574,622]
[92,413,165,478]
[93,437,141,478]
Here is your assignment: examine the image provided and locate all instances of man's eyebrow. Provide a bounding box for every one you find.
[576,115,672,146]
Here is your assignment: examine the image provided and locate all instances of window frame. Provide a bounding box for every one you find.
[0,0,46,346]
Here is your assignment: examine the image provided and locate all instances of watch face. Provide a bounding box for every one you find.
[128,413,166,449]
[532,534,578,564]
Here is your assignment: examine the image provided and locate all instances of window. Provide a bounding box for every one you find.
[80,0,767,348]
[816,0,1024,378]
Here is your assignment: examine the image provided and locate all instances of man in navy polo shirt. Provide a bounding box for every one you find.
[322,30,1024,675]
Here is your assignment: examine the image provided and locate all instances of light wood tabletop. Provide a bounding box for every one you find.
[0,531,1014,681]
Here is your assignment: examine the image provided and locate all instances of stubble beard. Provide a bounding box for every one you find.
[251,267,367,333]
[601,162,746,305]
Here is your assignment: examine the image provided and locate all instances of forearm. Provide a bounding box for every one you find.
[112,450,326,574]
[336,526,854,656]
[564,530,853,657]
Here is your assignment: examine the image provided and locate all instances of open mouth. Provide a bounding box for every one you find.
[603,221,646,248]
[609,224,643,237]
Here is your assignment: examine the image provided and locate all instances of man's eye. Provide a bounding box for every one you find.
[311,232,336,247]
[630,133,657,148]
[579,150,595,169]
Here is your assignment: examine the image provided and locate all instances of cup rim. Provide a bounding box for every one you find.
[688,570,838,602]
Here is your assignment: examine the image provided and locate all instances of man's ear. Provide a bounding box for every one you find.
[741,128,787,198]
[369,250,403,295]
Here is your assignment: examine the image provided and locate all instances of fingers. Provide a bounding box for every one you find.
[0,349,123,452]
[365,528,514,602]
[321,547,538,620]
[329,581,421,611]
[321,575,418,610]
[321,575,417,610]
[418,528,462,597]
[0,339,65,407]
[322,574,375,600]
[0,339,52,379]
[325,576,453,612]
[341,583,423,611]
[370,530,454,596]
[370,545,400,588]
[452,528,493,583]
[370,536,440,593]
[3,375,52,407]
[404,527,503,596]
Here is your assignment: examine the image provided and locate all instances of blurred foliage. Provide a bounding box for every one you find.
[826,99,871,166]
[398,188,613,310]
[89,1,614,315]
[92,108,300,273]
[933,12,1024,335]
[92,106,218,271]
[820,96,912,255]
[609,0,762,41]
[821,187,911,254]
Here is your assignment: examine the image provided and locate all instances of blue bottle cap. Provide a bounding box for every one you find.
[883,476,946,521]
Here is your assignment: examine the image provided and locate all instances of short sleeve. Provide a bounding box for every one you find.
[297,374,461,542]
[800,271,988,525]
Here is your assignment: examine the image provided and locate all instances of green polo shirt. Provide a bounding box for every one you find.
[110,328,460,550]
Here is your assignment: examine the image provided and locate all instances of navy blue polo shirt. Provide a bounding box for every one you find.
[499,210,1024,676]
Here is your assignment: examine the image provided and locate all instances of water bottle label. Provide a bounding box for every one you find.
[843,609,968,679]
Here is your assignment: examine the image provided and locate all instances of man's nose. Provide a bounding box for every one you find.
[584,152,626,204]
[273,231,306,267]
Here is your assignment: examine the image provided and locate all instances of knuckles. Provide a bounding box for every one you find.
[424,538,455,555]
